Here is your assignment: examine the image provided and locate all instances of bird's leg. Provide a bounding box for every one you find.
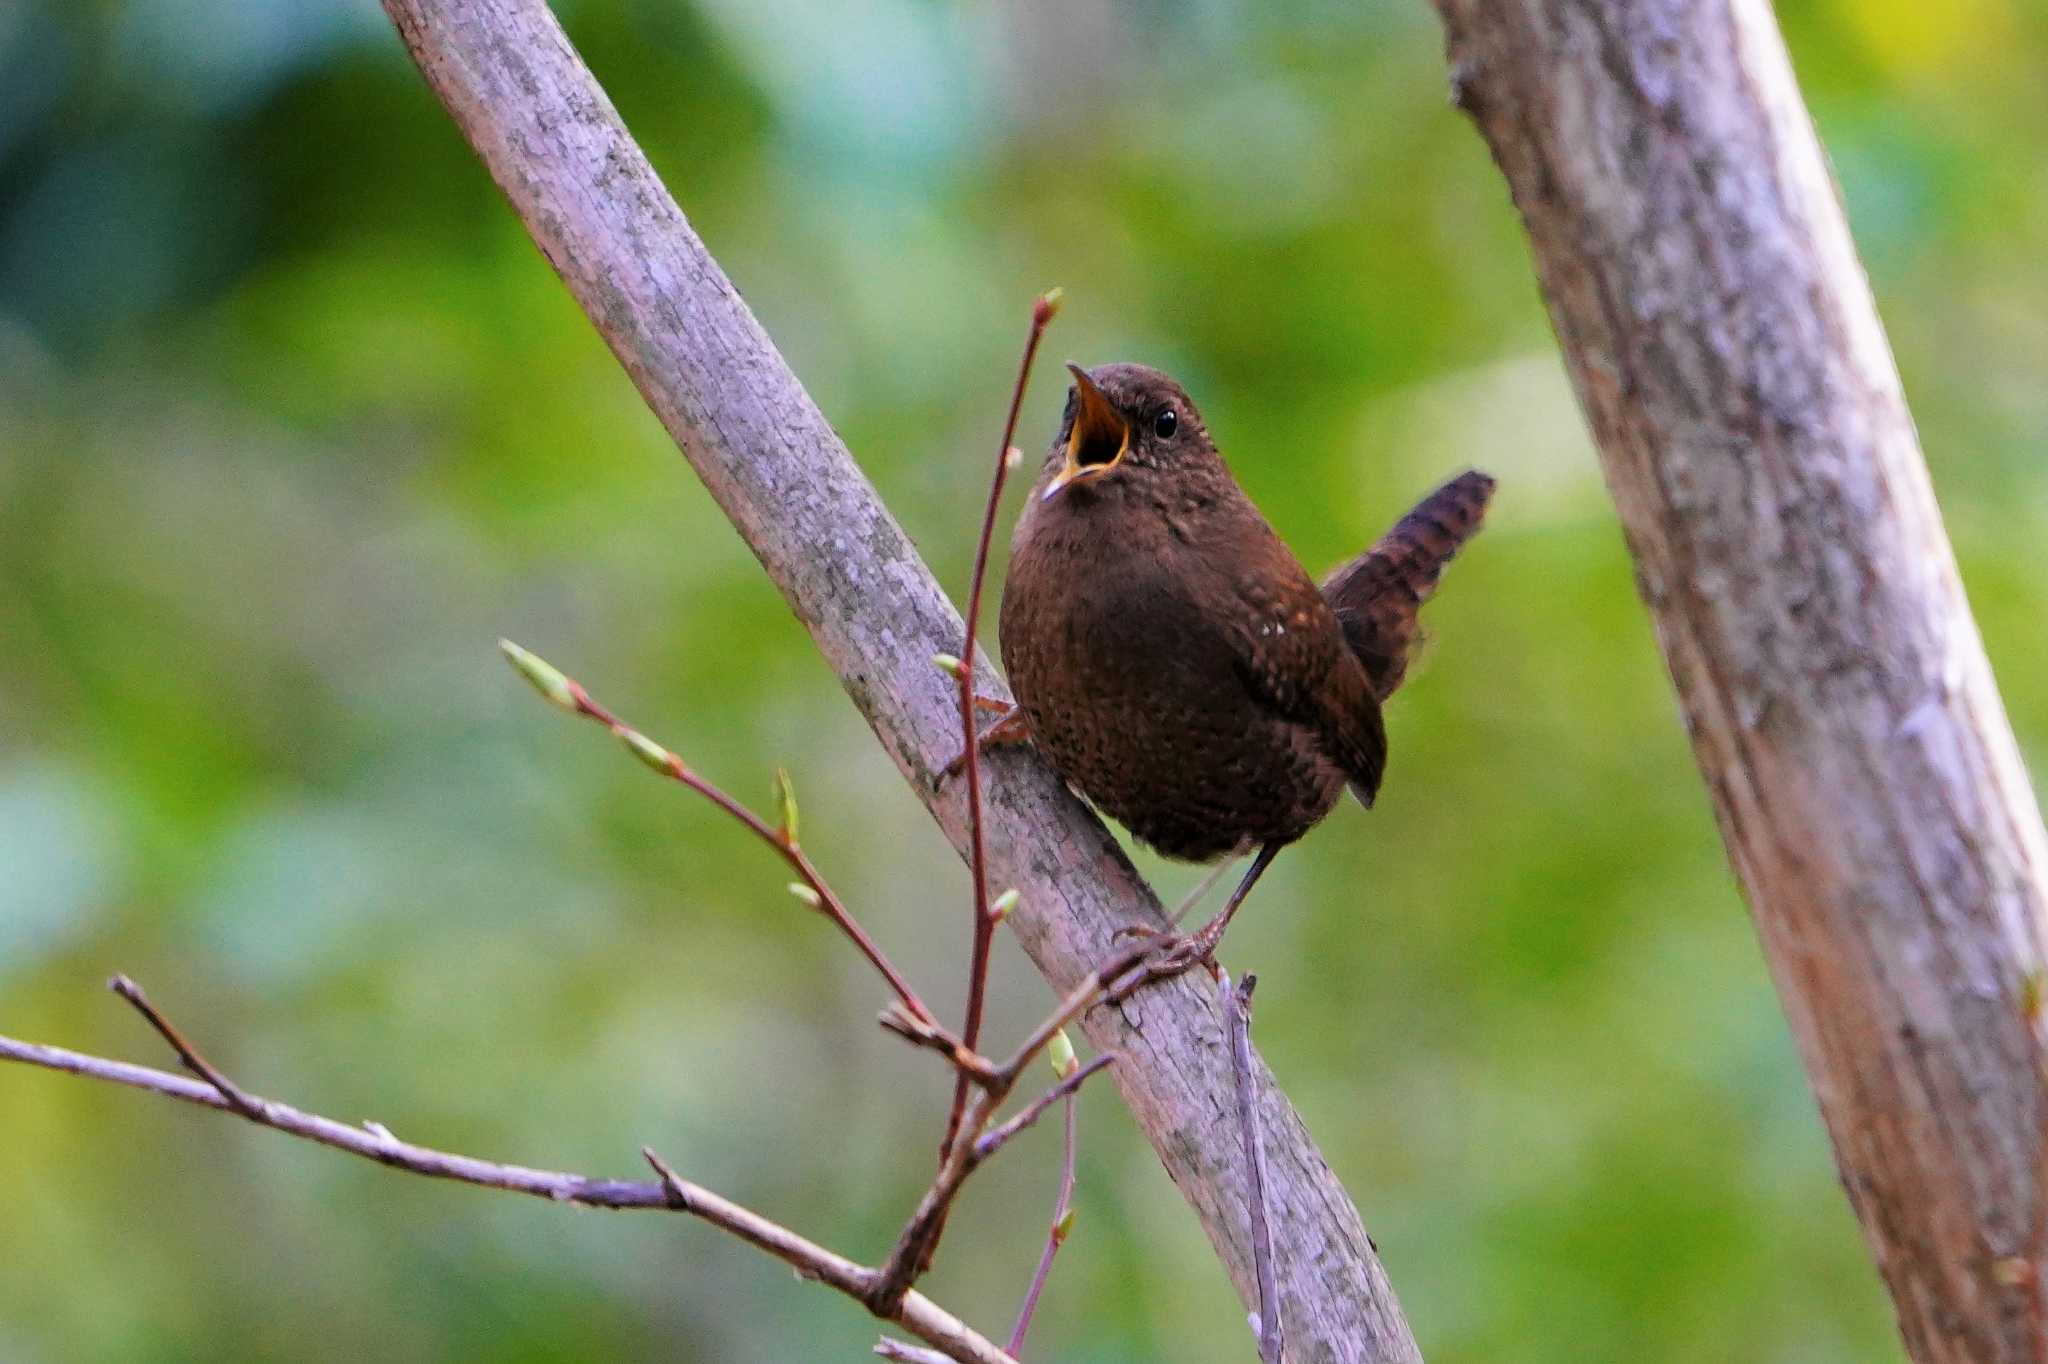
[1108,842,1287,1001]
[1169,850,1247,927]
[1112,850,1245,946]
[938,703,1032,782]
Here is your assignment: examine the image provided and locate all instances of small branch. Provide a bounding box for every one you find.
[865,947,1135,1315]
[500,640,934,1026]
[637,1149,1011,1363]
[865,868,1145,1307]
[869,1089,999,1315]
[974,1054,1114,1164]
[497,636,1102,1336]
[878,1003,1001,1089]
[876,1342,956,1364]
[4,1023,660,1207]
[1006,1076,1082,1358]
[993,941,1153,1086]
[866,1044,1118,1319]
[1226,972,1284,1364]
[641,1146,869,1295]
[945,289,1061,1160]
[109,974,263,1118]
[0,993,1016,1364]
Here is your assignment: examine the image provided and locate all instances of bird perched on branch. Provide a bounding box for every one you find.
[981,362,1494,982]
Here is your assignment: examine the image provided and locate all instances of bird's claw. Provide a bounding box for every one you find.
[934,702,1033,786]
[1104,932,1219,1005]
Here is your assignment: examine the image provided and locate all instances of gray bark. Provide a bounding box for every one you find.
[1428,0,2048,1359]
[379,1,1419,1360]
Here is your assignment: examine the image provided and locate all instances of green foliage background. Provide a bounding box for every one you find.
[2,1,2044,1360]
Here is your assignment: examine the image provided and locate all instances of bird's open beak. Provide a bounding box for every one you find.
[1043,363,1129,502]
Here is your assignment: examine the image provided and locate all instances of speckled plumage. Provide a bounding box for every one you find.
[999,363,1491,868]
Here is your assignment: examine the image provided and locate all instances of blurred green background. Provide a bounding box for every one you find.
[2,0,2043,1360]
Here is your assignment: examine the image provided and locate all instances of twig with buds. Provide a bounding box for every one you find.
[0,978,1016,1364]
[1004,1030,1086,1359]
[0,292,1144,1364]
[945,287,1062,1160]
[499,638,934,1028]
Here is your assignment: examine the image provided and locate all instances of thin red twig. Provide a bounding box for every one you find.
[501,642,934,1026]
[878,1002,1002,1089]
[866,947,1134,1316]
[1006,1088,1079,1359]
[109,974,264,1118]
[973,1053,1115,1163]
[504,608,1137,1322]
[882,941,1146,1102]
[994,942,1150,1082]
[944,289,1061,1159]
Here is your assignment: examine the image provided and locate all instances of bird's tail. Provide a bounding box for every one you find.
[1321,469,1496,702]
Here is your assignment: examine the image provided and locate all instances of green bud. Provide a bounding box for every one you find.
[499,639,577,712]
[1048,1028,1077,1080]
[990,888,1020,926]
[1036,287,1066,325]
[1052,1205,1076,1244]
[620,728,674,774]
[932,652,965,681]
[773,767,799,845]
[787,882,822,909]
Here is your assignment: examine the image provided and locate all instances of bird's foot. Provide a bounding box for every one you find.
[1106,843,1281,1005]
[937,703,1032,782]
[1107,853,1245,951]
[1104,924,1227,1004]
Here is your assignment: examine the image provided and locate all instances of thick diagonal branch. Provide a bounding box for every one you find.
[1428,1,2048,1360]
[377,1,1418,1357]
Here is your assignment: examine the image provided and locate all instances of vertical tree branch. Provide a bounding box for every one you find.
[1226,973,1284,1364]
[1428,2,2048,1360]
[378,2,1418,1357]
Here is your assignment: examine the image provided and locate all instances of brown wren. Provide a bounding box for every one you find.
[986,362,1493,980]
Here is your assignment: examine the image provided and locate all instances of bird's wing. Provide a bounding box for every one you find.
[1215,539,1389,807]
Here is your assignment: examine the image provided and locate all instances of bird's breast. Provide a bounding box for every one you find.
[998,499,1346,861]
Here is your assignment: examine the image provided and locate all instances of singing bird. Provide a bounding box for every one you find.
[983,362,1493,980]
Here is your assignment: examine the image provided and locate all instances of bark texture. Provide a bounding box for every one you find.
[380,2,1418,1359]
[1429,0,2048,1359]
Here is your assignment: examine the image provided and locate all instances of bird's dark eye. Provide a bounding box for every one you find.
[1153,407,1178,439]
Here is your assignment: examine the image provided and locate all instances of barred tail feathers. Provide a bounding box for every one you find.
[1321,469,1496,702]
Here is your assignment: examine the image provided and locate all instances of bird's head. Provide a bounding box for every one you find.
[1039,362,1211,503]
